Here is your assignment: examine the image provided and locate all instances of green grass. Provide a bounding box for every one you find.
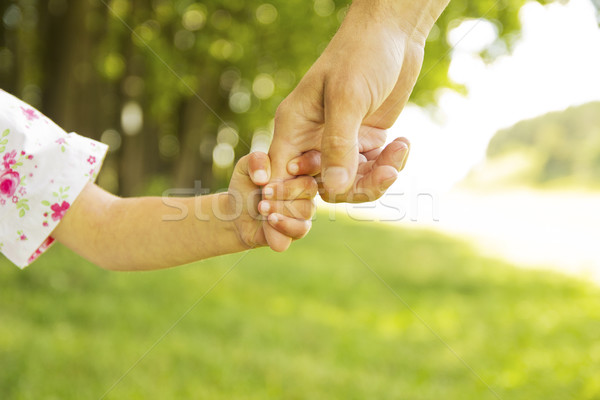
[1,214,600,399]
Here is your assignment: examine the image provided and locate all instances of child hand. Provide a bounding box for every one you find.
[227,152,318,252]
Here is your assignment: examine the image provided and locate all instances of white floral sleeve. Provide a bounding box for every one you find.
[0,89,108,268]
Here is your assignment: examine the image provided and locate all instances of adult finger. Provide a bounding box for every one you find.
[331,165,397,203]
[358,125,387,153]
[348,140,409,202]
[287,150,321,176]
[363,147,383,162]
[269,97,306,181]
[263,176,318,201]
[320,80,366,195]
[374,137,410,171]
[320,139,410,203]
[264,97,308,251]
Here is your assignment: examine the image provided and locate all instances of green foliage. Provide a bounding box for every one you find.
[0,1,553,193]
[482,102,600,188]
[1,215,599,399]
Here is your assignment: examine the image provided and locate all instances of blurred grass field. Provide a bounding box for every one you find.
[1,214,599,400]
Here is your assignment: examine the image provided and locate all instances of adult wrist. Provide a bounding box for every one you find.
[347,0,449,42]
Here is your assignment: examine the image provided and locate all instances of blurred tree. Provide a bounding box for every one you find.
[484,101,600,187]
[0,0,559,195]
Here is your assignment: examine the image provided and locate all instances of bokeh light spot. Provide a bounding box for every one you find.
[256,4,278,25]
[182,7,206,31]
[3,5,22,29]
[251,128,272,153]
[159,134,180,158]
[314,0,335,17]
[229,90,252,113]
[121,101,144,136]
[101,129,122,152]
[252,73,275,99]
[217,126,239,148]
[213,143,235,168]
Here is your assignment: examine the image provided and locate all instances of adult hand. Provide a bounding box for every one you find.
[264,0,449,248]
[268,0,449,198]
[288,137,410,203]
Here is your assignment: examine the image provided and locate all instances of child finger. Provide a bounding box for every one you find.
[264,224,293,252]
[268,213,312,240]
[258,199,315,220]
[287,150,321,176]
[263,176,318,201]
[248,151,271,185]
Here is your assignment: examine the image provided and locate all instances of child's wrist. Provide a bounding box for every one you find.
[217,192,254,251]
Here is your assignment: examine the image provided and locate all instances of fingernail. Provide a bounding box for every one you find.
[380,172,398,191]
[323,167,349,189]
[394,144,409,162]
[259,201,270,214]
[253,169,268,183]
[268,213,280,223]
[288,162,299,175]
[263,186,274,199]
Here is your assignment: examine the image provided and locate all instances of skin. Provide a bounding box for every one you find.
[52,152,316,271]
[51,0,450,266]
[265,0,450,247]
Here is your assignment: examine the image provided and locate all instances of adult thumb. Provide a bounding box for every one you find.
[320,99,363,196]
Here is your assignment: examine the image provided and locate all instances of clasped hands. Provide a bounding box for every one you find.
[228,0,448,252]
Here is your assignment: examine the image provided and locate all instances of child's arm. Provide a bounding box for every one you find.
[52,152,316,271]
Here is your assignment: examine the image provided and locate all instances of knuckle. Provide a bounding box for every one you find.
[274,98,292,123]
[306,178,318,196]
[298,220,312,238]
[300,201,313,219]
[325,75,362,101]
[322,134,356,155]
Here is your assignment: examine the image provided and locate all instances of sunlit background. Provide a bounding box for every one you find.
[2,0,600,399]
[346,0,600,281]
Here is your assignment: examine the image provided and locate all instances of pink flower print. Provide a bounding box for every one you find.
[27,155,33,160]
[43,212,48,217]
[20,151,25,155]
[0,169,20,197]
[20,234,27,240]
[43,221,48,227]
[56,138,66,145]
[21,106,39,122]
[0,198,5,205]
[2,150,17,169]
[50,201,70,221]
[27,237,55,264]
[28,249,41,264]
[12,196,18,203]
[87,155,96,165]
